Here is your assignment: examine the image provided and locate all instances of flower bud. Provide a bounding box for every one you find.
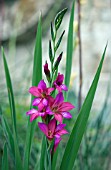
[44,61,51,82]
[53,52,63,72]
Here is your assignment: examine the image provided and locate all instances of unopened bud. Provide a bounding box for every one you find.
[53,52,63,72]
[44,61,51,82]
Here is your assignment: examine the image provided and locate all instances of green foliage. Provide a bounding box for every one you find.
[49,40,53,63]
[60,45,107,170]
[64,0,75,100]
[1,114,15,159]
[53,52,63,72]
[54,8,67,31]
[2,143,8,170]
[23,16,42,170]
[54,30,65,52]
[0,2,108,170]
[1,48,22,170]
[52,147,59,170]
[39,136,47,170]
[51,22,55,42]
[1,47,17,134]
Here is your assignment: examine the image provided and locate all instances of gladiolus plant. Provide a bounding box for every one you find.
[1,1,107,170]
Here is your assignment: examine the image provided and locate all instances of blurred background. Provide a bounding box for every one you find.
[0,0,111,169]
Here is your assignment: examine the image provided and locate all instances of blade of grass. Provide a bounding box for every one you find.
[2,143,8,170]
[23,16,42,170]
[52,147,59,170]
[39,136,46,170]
[1,48,22,170]
[91,82,110,148]
[2,115,15,158]
[1,47,16,134]
[64,0,75,100]
[60,45,107,170]
[0,106,14,157]
[9,89,23,170]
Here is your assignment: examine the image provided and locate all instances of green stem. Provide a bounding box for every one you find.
[51,30,57,86]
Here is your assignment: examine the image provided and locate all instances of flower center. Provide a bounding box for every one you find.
[42,108,46,112]
[57,81,61,85]
[52,106,58,112]
[48,130,52,137]
[42,92,46,98]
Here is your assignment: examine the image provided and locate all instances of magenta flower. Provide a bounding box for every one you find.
[47,92,75,123]
[29,80,54,110]
[53,73,68,92]
[26,108,47,122]
[38,118,68,151]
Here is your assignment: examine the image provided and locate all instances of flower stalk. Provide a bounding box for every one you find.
[26,8,75,163]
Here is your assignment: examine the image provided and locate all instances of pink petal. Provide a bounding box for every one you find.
[60,84,68,91]
[30,113,39,122]
[55,124,66,132]
[56,73,64,84]
[59,102,75,111]
[62,112,72,119]
[55,129,68,138]
[42,98,48,106]
[29,87,41,97]
[56,86,62,92]
[46,107,53,115]
[54,138,62,152]
[54,92,64,105]
[38,80,46,90]
[38,102,44,111]
[48,118,56,134]
[47,88,54,95]
[38,122,48,136]
[32,98,41,106]
[54,114,63,124]
[54,133,61,138]
[48,96,55,105]
[39,112,46,117]
[26,108,38,115]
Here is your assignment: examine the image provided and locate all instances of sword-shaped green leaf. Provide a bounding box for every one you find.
[2,143,8,170]
[1,48,22,170]
[23,16,42,170]
[64,0,75,100]
[60,45,107,170]
[1,47,16,134]
[2,115,15,158]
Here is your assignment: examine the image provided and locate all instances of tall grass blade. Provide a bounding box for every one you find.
[91,82,110,148]
[0,107,14,157]
[1,47,16,134]
[39,136,46,170]
[60,45,107,170]
[1,48,22,170]
[8,90,23,170]
[23,16,42,170]
[2,143,8,170]
[64,0,75,100]
[2,115,15,158]
[52,147,59,170]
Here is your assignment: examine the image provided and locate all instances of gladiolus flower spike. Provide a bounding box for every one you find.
[26,78,75,151]
[26,11,75,153]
